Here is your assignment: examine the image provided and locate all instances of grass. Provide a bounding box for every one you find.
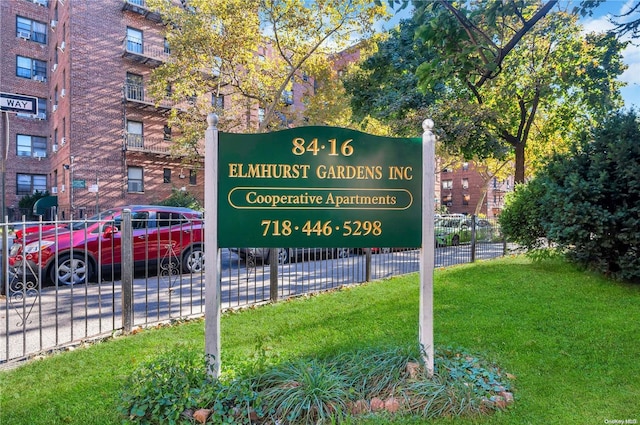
[1,255,639,424]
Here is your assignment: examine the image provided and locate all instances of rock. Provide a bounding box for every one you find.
[405,362,421,379]
[499,391,514,404]
[193,408,212,424]
[348,399,369,415]
[384,397,400,413]
[370,397,385,412]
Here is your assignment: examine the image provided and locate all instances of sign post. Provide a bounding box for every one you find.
[204,114,221,378]
[1,92,39,220]
[420,119,436,377]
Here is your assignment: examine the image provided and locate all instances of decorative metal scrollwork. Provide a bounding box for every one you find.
[7,270,40,327]
[159,242,181,293]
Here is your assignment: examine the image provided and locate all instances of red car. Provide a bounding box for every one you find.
[8,205,204,285]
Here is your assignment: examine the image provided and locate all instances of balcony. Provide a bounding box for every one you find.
[124,133,172,156]
[121,0,162,23]
[122,37,170,67]
[124,83,174,111]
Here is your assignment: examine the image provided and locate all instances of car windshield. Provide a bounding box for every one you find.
[69,209,119,231]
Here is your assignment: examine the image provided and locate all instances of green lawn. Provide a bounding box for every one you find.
[1,256,639,424]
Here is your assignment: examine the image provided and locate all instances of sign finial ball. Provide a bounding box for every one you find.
[422,118,434,132]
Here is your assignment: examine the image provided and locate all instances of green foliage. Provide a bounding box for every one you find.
[501,110,640,281]
[17,190,49,210]
[156,188,202,210]
[539,111,640,281]
[118,347,217,424]
[118,343,513,424]
[499,181,548,250]
[342,19,439,135]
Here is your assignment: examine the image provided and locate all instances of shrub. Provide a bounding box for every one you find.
[157,188,202,210]
[501,110,640,282]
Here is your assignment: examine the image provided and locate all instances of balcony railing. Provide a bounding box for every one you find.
[125,133,172,155]
[122,37,170,67]
[121,0,162,23]
[124,83,174,111]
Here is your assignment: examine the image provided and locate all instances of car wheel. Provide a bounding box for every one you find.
[183,246,204,273]
[334,248,351,259]
[452,234,460,246]
[52,254,92,285]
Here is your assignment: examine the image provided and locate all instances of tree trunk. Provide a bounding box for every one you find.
[514,142,526,184]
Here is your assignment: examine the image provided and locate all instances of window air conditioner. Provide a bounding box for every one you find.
[51,187,58,194]
[60,88,66,97]
[50,20,57,29]
[52,63,58,72]
[33,75,46,82]
[36,112,47,120]
[18,31,31,40]
[58,41,66,52]
[52,104,58,112]
[52,144,58,152]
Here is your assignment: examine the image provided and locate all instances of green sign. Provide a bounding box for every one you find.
[72,179,86,189]
[218,126,421,248]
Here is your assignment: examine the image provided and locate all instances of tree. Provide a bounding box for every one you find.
[146,0,387,162]
[414,2,627,182]
[342,18,440,136]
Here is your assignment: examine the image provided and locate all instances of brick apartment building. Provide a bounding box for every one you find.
[0,0,312,221]
[439,162,513,219]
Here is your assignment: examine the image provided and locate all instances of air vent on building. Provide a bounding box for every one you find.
[50,20,57,29]
[58,41,66,52]
[61,88,66,97]
[60,184,65,192]
[52,144,58,153]
[52,63,58,72]
[52,104,58,112]
[60,137,66,145]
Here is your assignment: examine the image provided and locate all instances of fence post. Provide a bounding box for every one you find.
[470,215,477,263]
[121,208,133,334]
[269,250,278,302]
[365,248,372,282]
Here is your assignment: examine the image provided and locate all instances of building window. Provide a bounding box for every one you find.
[462,178,469,189]
[126,27,143,53]
[17,134,47,158]
[17,174,47,195]
[16,16,47,44]
[127,167,144,192]
[462,162,469,171]
[258,107,265,123]
[211,93,224,109]
[442,179,453,190]
[126,120,143,148]
[163,168,171,183]
[163,125,172,141]
[282,89,293,105]
[189,169,197,185]
[463,194,470,206]
[16,56,47,81]
[126,72,143,100]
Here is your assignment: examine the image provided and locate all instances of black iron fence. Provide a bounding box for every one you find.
[1,214,506,366]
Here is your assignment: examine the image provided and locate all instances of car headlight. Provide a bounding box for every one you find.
[24,240,55,254]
